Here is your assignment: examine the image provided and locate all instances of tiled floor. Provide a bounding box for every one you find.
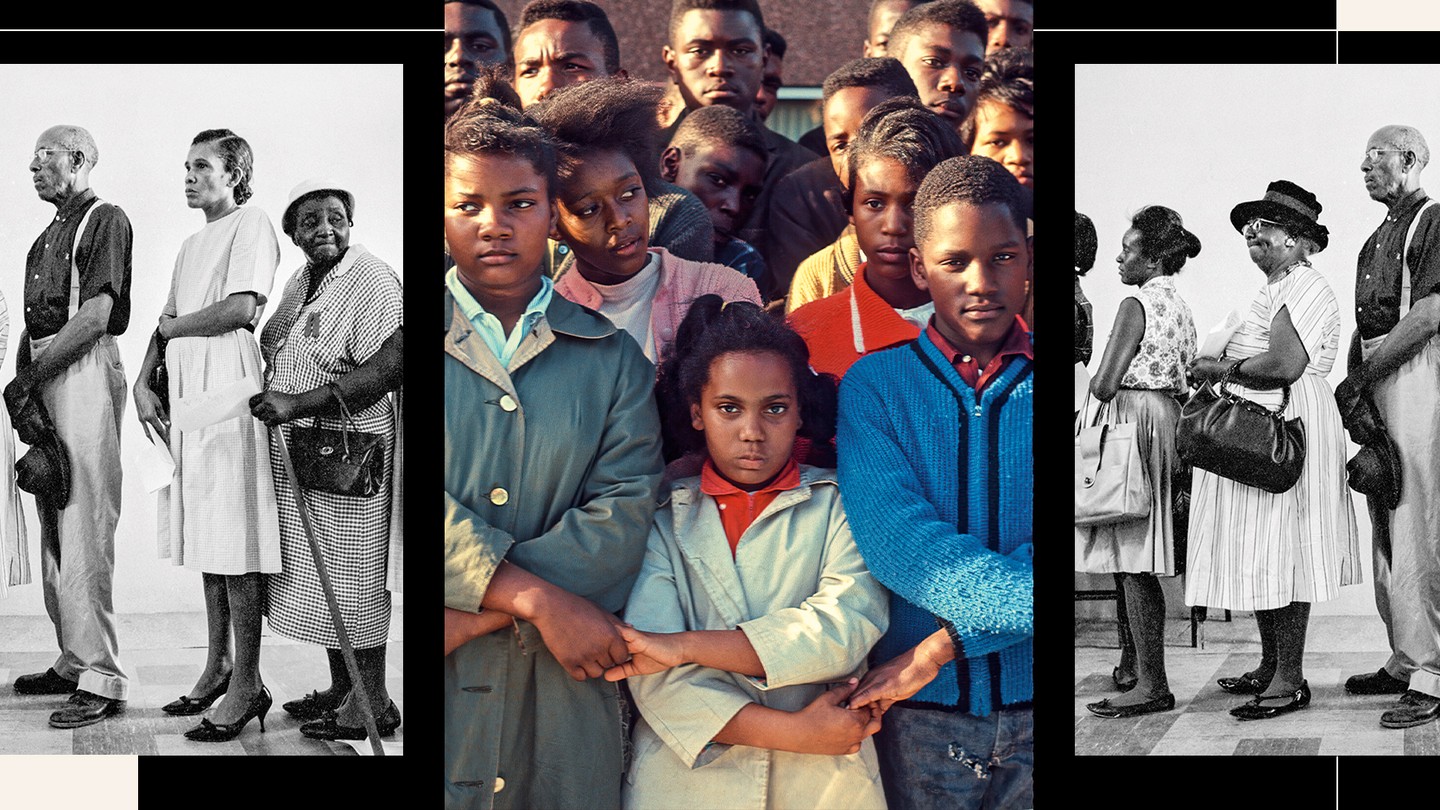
[0,607,402,755]
[1075,611,1440,756]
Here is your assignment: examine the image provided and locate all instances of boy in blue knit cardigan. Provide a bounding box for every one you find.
[841,155,1033,809]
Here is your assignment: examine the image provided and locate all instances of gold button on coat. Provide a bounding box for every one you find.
[494,777,505,793]
[490,487,509,506]
[499,395,517,412]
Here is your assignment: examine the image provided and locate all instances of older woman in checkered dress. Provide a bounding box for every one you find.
[249,180,403,741]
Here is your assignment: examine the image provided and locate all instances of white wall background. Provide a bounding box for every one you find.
[1073,63,1440,616]
[0,64,402,615]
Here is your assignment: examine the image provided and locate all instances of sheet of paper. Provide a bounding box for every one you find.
[338,737,402,756]
[1198,310,1244,359]
[170,376,263,433]
[1074,362,1091,413]
[133,433,174,493]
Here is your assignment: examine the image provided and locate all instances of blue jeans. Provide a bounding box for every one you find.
[875,704,1033,810]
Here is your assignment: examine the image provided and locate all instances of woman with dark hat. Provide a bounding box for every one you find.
[1184,180,1360,720]
[1078,205,1198,718]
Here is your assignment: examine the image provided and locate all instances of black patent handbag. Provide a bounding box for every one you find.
[287,383,384,497]
[1176,365,1305,494]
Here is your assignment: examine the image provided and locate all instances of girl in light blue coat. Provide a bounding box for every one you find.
[606,296,889,809]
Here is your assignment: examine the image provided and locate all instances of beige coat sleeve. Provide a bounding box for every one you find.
[737,494,889,690]
[624,520,753,770]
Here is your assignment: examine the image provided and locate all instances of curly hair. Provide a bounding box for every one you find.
[444,97,559,196]
[517,0,622,74]
[656,295,837,462]
[843,96,965,211]
[959,48,1033,149]
[913,154,1027,247]
[821,56,918,105]
[668,0,765,44]
[1075,210,1097,275]
[191,128,254,205]
[670,104,768,165]
[1129,205,1202,275]
[525,76,666,195]
[887,0,987,59]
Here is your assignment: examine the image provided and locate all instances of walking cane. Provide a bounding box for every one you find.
[272,424,387,756]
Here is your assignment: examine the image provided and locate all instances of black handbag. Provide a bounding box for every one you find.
[1176,365,1305,494]
[287,383,384,497]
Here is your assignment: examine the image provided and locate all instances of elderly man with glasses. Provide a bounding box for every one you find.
[4,125,132,728]
[1335,124,1440,729]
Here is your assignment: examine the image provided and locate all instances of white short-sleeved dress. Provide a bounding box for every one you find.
[1185,264,1361,610]
[261,245,402,649]
[159,205,281,574]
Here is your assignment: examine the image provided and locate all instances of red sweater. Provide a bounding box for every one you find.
[787,264,922,380]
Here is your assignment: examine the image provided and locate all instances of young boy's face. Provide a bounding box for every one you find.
[974,0,1034,53]
[512,18,616,109]
[863,0,916,56]
[444,152,556,299]
[663,141,765,247]
[970,100,1033,189]
[556,148,652,281]
[824,85,889,188]
[910,201,1030,359]
[851,155,920,285]
[663,9,765,115]
[755,51,783,122]
[894,23,985,131]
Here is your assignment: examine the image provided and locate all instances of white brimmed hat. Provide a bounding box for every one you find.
[282,178,355,237]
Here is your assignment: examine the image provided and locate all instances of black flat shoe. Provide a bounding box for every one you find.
[1217,672,1271,695]
[1230,681,1311,721]
[161,672,232,716]
[1112,666,1138,693]
[299,700,401,740]
[14,668,78,695]
[1086,693,1175,718]
[184,686,272,743]
[1345,668,1409,695]
[282,688,350,720]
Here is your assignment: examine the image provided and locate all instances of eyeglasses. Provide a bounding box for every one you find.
[1242,217,1283,236]
[1365,147,1405,163]
[32,148,80,163]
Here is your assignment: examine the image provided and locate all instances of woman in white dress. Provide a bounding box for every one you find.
[132,129,281,741]
[1185,181,1360,720]
[1078,205,1198,718]
[0,291,27,599]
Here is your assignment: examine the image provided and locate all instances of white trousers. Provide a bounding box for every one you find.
[32,333,129,700]
[1366,333,1440,699]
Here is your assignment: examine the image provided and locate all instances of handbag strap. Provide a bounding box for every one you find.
[326,382,358,459]
[1218,361,1288,414]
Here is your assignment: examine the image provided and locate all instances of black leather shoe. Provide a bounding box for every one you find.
[48,691,125,728]
[282,688,349,720]
[1345,668,1409,695]
[1217,671,1272,695]
[1230,681,1311,721]
[1112,666,1138,693]
[1086,693,1175,718]
[14,668,78,695]
[184,686,272,742]
[161,672,231,716]
[300,700,402,740]
[1380,690,1440,729]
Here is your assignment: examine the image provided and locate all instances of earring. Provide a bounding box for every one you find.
[1285,238,1296,248]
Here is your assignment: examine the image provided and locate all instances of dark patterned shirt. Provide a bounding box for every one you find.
[714,237,766,282]
[23,188,133,339]
[1075,275,1093,366]
[1355,187,1440,340]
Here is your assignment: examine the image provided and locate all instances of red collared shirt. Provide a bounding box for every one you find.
[925,315,1032,391]
[699,456,802,558]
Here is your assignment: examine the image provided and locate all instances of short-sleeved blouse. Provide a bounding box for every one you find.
[1119,276,1196,393]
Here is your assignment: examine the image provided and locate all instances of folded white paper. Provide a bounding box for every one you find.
[134,433,174,493]
[1074,362,1091,413]
[1198,310,1244,358]
[339,737,402,756]
[170,376,263,433]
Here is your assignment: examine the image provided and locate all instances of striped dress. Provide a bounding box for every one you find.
[1185,265,1361,610]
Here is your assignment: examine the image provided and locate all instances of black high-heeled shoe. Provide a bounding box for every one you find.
[161,672,232,716]
[299,700,402,741]
[183,685,272,742]
[1230,680,1311,721]
[282,688,350,720]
